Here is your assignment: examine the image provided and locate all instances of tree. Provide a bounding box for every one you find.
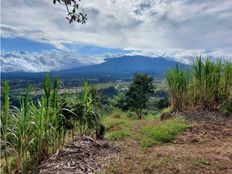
[53,0,87,24]
[126,73,154,119]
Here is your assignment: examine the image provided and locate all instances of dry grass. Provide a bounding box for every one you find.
[103,112,232,174]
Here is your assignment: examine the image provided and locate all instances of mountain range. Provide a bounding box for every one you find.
[1,55,188,80]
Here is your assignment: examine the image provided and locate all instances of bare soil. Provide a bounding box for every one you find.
[38,111,232,174]
[105,111,232,174]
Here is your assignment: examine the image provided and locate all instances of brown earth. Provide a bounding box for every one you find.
[105,111,232,174]
[38,111,232,174]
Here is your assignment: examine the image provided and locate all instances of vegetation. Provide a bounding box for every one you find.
[1,57,232,173]
[1,81,10,174]
[166,65,189,110]
[103,112,132,140]
[118,73,154,119]
[166,57,232,112]
[0,77,102,173]
[103,111,189,147]
[140,119,190,147]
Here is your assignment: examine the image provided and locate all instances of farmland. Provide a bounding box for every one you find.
[1,58,232,174]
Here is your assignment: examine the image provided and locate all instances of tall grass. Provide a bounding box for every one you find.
[166,65,189,110]
[1,77,104,173]
[221,61,232,99]
[67,82,101,136]
[166,57,232,111]
[191,57,222,107]
[1,81,11,174]
[10,86,32,170]
[1,76,64,173]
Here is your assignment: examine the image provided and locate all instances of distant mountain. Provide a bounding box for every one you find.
[2,56,188,80]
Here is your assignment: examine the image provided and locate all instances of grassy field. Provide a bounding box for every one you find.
[101,111,232,174]
[103,111,190,147]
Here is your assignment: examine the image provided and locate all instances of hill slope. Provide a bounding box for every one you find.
[1,55,188,80]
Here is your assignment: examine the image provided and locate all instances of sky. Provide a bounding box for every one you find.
[1,0,232,72]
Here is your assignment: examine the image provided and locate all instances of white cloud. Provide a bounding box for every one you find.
[1,48,231,73]
[1,50,105,72]
[123,48,232,64]
[1,0,232,52]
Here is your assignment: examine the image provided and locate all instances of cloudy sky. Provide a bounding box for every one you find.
[1,0,232,72]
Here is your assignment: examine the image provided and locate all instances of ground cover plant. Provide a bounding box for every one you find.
[103,111,190,147]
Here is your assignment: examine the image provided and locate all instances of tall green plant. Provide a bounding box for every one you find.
[29,97,47,161]
[191,57,222,108]
[1,81,11,174]
[166,57,232,111]
[68,82,100,135]
[1,76,64,173]
[9,86,32,171]
[43,75,53,154]
[166,65,189,110]
[221,61,232,98]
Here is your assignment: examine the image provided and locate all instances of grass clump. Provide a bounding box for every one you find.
[102,112,130,130]
[103,112,189,146]
[103,111,131,140]
[104,129,131,140]
[140,119,190,147]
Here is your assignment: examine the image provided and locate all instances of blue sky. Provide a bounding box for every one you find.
[1,37,126,55]
[1,0,232,72]
[1,37,55,52]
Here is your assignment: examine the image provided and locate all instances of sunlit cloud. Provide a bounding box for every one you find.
[1,0,232,72]
[1,0,232,50]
